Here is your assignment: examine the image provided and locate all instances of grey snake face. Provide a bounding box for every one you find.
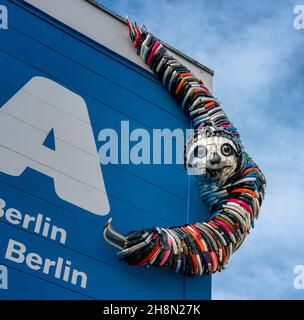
[184,128,240,185]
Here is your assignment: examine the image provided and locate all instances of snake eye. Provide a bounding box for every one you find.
[194,145,206,158]
[221,143,233,156]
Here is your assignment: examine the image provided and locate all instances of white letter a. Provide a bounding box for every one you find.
[0,5,8,30]
[0,77,110,216]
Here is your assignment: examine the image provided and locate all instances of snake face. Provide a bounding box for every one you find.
[184,128,240,184]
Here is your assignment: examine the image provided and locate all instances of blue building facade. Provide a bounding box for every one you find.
[0,0,212,299]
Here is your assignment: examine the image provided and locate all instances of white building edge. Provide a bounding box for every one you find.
[25,0,214,90]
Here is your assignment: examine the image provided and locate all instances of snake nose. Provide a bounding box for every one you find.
[210,152,221,165]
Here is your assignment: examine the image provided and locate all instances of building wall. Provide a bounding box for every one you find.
[24,0,214,91]
[0,0,211,299]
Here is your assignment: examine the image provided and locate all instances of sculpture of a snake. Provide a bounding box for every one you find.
[103,18,266,277]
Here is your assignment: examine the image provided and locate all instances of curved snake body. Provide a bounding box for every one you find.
[103,19,266,277]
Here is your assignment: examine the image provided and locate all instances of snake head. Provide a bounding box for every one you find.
[184,127,244,185]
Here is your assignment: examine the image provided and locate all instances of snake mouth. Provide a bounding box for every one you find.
[206,165,231,178]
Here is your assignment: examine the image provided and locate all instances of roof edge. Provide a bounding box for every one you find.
[85,0,214,76]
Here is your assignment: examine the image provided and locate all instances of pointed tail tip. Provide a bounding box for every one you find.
[125,16,131,27]
[103,217,113,230]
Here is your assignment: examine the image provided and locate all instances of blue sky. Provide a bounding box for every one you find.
[97,0,304,299]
